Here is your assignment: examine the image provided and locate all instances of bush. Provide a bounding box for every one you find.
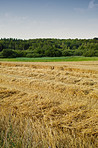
[74,50,83,56]
[1,49,18,58]
[45,49,62,57]
[62,50,73,56]
[15,50,26,57]
[83,49,95,57]
[0,52,2,57]
[26,53,42,58]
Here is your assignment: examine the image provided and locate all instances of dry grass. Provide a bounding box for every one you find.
[0,61,98,148]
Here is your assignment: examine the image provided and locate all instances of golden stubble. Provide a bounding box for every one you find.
[0,61,98,148]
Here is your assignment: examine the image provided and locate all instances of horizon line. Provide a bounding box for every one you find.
[0,37,98,40]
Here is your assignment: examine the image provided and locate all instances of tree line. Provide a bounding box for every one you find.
[0,38,98,58]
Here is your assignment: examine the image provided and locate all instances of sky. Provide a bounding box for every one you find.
[0,0,98,39]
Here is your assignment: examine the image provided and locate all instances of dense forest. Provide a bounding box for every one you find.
[0,38,98,58]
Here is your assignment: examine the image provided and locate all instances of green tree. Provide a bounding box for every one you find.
[1,49,17,58]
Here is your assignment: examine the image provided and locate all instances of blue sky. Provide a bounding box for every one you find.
[0,0,98,39]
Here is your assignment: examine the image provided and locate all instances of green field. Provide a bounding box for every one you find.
[0,56,98,62]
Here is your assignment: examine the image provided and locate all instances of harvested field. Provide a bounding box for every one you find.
[0,61,98,148]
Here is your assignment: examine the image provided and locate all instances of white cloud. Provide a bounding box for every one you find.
[89,0,95,8]
[88,0,98,9]
[0,13,27,25]
[74,0,98,13]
